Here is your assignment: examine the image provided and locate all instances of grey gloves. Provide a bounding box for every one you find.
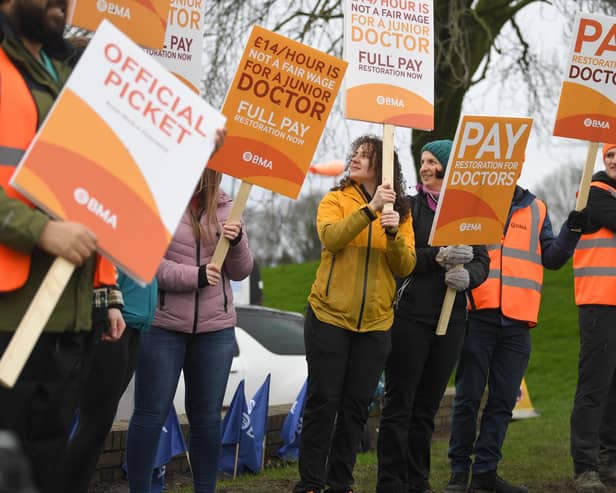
[437,245,473,291]
[436,245,474,267]
[445,267,470,291]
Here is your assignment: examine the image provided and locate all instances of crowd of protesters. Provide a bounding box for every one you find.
[1,2,615,493]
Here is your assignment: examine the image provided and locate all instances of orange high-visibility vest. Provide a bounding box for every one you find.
[470,199,547,326]
[0,47,37,292]
[573,181,616,306]
[0,48,116,291]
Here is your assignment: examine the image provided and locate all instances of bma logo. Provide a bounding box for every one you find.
[96,0,131,19]
[242,151,273,170]
[241,412,255,438]
[73,187,118,230]
[376,95,405,108]
[510,222,527,230]
[583,118,610,129]
[459,222,481,232]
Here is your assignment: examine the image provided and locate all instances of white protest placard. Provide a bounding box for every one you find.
[11,19,226,285]
[343,0,434,129]
[144,0,207,91]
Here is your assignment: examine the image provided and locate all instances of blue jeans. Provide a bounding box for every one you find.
[127,326,235,493]
[448,318,531,475]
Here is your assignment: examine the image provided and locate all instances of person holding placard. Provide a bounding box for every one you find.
[60,270,158,493]
[569,143,616,493]
[0,4,103,493]
[126,165,253,493]
[376,140,489,493]
[294,135,416,493]
[445,183,588,493]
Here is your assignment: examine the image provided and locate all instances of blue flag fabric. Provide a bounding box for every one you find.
[154,405,188,467]
[277,378,307,460]
[242,374,270,474]
[219,380,248,475]
[123,405,186,492]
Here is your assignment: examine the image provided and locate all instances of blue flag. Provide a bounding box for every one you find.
[124,405,187,493]
[219,380,248,476]
[154,405,187,467]
[242,374,270,474]
[278,378,307,460]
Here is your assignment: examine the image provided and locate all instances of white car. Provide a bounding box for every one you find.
[116,305,307,420]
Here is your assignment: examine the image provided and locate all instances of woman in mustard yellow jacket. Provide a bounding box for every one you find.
[294,135,416,493]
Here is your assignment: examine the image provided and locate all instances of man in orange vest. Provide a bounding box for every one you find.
[570,143,616,493]
[0,2,117,492]
[444,184,587,493]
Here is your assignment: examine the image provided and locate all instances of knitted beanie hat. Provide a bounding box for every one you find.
[421,139,453,169]
[602,142,616,161]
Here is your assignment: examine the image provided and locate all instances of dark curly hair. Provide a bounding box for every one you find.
[333,135,410,222]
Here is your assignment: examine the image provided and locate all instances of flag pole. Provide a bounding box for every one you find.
[233,442,239,480]
[261,435,267,470]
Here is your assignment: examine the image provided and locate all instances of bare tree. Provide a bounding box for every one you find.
[202,0,616,171]
[242,190,322,266]
[533,163,581,227]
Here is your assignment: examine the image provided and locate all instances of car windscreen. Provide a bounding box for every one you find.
[236,310,305,355]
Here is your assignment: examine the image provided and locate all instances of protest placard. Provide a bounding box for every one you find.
[429,115,532,334]
[0,20,225,387]
[143,0,207,91]
[553,12,616,209]
[12,19,225,284]
[67,0,170,48]
[207,25,348,200]
[343,0,434,129]
[429,115,532,246]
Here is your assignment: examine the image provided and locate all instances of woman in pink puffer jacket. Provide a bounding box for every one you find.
[126,167,253,493]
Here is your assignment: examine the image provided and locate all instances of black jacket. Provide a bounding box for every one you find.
[588,171,616,234]
[395,189,490,325]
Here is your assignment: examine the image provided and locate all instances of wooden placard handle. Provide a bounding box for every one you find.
[382,124,395,212]
[436,264,462,336]
[576,142,599,211]
[0,257,75,387]
[211,181,253,268]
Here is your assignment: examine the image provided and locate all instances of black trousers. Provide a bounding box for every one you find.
[376,317,466,493]
[294,306,391,492]
[60,324,141,493]
[571,305,616,474]
[0,330,92,493]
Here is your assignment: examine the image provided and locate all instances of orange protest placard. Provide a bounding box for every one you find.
[207,25,348,199]
[554,13,616,142]
[67,0,170,49]
[429,115,533,246]
[343,0,434,129]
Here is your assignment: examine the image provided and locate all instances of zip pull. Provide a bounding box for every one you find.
[394,276,413,308]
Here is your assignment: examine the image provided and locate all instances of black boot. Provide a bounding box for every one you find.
[469,471,528,493]
[444,472,469,492]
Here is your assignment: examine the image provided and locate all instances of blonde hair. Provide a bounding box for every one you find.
[190,168,222,242]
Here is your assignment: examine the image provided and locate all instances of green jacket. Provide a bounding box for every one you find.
[308,184,416,332]
[0,22,95,333]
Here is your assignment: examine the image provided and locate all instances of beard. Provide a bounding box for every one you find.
[11,0,67,48]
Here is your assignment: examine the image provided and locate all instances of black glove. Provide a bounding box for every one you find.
[567,208,589,233]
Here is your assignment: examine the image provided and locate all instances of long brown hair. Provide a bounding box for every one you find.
[190,168,222,242]
[334,135,410,221]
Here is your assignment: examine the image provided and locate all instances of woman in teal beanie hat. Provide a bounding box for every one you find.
[376,139,489,493]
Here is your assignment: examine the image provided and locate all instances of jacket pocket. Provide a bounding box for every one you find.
[158,290,166,309]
